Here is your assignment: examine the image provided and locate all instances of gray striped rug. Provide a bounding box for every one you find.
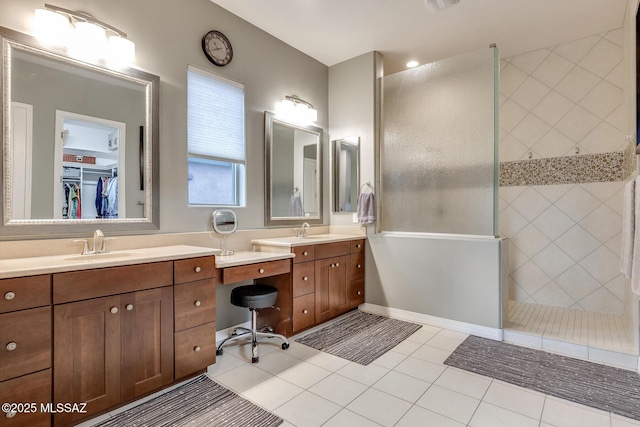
[94,375,282,427]
[445,335,640,421]
[296,310,422,365]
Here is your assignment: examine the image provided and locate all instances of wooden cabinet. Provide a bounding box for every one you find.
[315,255,350,323]
[0,369,52,427]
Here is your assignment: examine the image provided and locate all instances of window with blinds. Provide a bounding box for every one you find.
[187,66,246,206]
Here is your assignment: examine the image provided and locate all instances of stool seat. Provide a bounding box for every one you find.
[231,284,278,309]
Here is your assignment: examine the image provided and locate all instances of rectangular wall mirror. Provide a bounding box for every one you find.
[0,26,159,237]
[333,137,359,213]
[264,111,323,226]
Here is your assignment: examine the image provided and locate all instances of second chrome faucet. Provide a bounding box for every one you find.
[74,229,114,255]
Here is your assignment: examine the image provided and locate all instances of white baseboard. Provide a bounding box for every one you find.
[215,321,251,344]
[359,303,503,341]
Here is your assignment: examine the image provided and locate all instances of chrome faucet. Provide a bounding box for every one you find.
[298,222,310,238]
[92,229,105,253]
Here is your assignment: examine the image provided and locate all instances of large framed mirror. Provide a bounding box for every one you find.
[265,111,323,226]
[333,137,359,213]
[0,26,159,237]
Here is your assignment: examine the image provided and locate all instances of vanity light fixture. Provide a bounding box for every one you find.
[424,0,460,13]
[280,95,318,123]
[33,3,135,66]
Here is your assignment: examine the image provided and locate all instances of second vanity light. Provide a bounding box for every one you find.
[33,3,135,66]
[280,95,318,124]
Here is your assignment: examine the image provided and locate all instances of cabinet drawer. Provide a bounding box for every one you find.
[174,278,216,332]
[0,369,51,427]
[0,275,50,314]
[350,280,365,308]
[0,306,51,382]
[351,239,365,253]
[222,259,290,284]
[292,293,315,332]
[315,241,350,260]
[292,262,315,297]
[175,322,216,379]
[350,253,365,281]
[292,245,315,263]
[174,256,216,284]
[53,261,173,304]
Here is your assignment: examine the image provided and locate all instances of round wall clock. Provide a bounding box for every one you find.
[202,30,233,66]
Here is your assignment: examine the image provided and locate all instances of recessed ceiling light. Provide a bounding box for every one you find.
[406,60,419,68]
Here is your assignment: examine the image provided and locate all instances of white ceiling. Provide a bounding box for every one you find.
[210,0,629,75]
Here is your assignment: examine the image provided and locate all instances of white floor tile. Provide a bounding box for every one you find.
[241,376,303,411]
[393,356,447,383]
[346,388,412,427]
[308,373,368,406]
[410,344,453,365]
[372,370,431,403]
[415,385,480,424]
[612,414,640,426]
[274,391,341,427]
[405,328,437,344]
[395,405,466,427]
[277,360,332,389]
[253,350,302,375]
[482,380,545,420]
[207,353,245,377]
[425,334,466,352]
[280,341,321,361]
[434,367,492,399]
[213,364,272,393]
[390,339,422,355]
[336,361,389,386]
[469,401,539,427]
[370,350,407,369]
[323,409,384,427]
[541,396,612,427]
[304,351,351,372]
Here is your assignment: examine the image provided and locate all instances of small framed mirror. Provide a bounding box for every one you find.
[211,209,237,234]
[333,137,360,213]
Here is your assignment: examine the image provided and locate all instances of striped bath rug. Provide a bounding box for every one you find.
[94,374,282,427]
[445,335,640,421]
[295,310,422,365]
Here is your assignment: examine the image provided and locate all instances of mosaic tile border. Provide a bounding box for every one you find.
[499,144,637,187]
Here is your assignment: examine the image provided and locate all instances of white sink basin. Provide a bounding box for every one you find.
[64,252,136,261]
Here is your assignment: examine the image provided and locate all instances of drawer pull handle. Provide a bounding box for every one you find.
[4,291,15,301]
[125,304,134,311]
[259,268,265,274]
[357,264,362,269]
[194,346,201,352]
[357,291,362,295]
[194,300,202,307]
[6,411,16,419]
[303,309,308,314]
[303,276,308,281]
[6,342,17,351]
[303,251,308,256]
[110,307,118,314]
[195,266,202,273]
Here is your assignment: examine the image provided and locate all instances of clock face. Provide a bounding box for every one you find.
[202,31,233,66]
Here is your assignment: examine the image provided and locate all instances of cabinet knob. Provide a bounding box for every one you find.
[357,291,362,295]
[6,342,17,351]
[110,307,118,314]
[193,346,201,352]
[336,263,340,267]
[303,276,308,281]
[303,309,308,314]
[330,264,334,268]
[4,291,15,301]
[194,266,201,273]
[356,244,361,248]
[303,251,308,256]
[194,300,202,307]
[259,268,265,274]
[125,304,134,311]
[5,411,16,419]
[357,264,362,269]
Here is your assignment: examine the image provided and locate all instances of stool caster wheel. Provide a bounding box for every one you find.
[282,343,290,350]
[216,349,223,356]
[252,357,259,363]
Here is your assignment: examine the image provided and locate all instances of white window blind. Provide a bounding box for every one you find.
[187,66,245,164]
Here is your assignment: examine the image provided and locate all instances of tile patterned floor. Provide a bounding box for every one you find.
[84,314,640,427]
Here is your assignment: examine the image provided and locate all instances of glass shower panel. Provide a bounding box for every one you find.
[380,46,498,236]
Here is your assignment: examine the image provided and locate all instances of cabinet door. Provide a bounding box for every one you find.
[315,255,350,323]
[54,295,121,426]
[121,287,174,401]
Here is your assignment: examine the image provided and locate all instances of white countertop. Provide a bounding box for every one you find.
[251,233,366,248]
[214,251,295,268]
[0,245,221,279]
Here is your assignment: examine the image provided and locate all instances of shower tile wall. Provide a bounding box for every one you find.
[499,28,628,316]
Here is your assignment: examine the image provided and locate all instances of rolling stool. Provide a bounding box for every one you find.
[216,284,289,363]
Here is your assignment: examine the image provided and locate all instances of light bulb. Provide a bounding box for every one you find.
[34,9,70,46]
[108,36,135,66]
[71,22,105,62]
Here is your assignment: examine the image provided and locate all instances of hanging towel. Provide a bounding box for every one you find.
[357,192,375,225]
[289,194,303,216]
[621,177,636,278]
